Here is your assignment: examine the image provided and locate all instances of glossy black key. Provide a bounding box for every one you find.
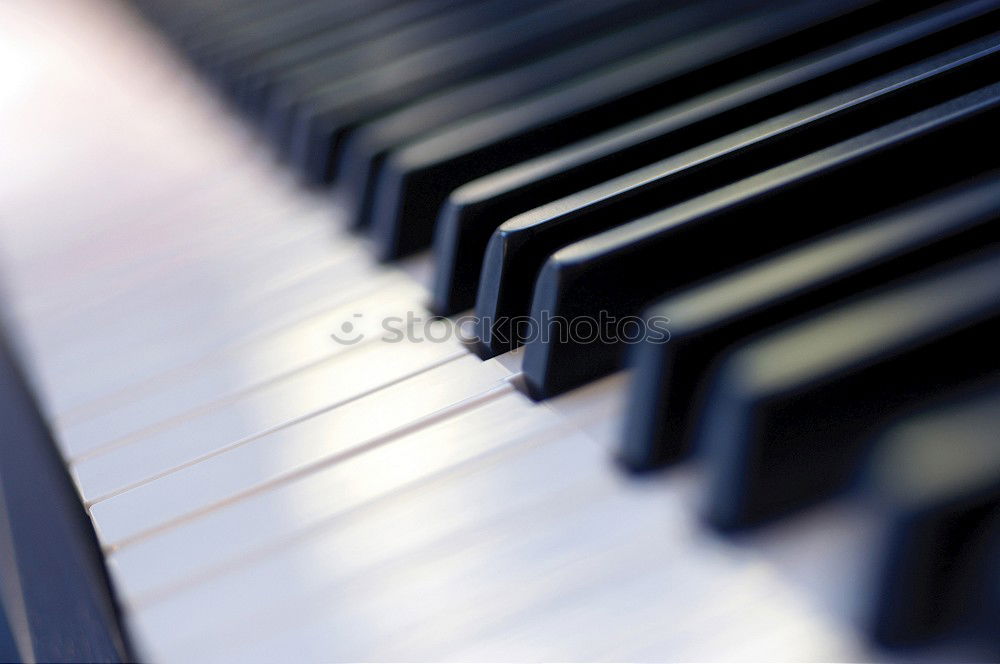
[235,0,469,116]
[698,252,1000,531]
[431,0,1000,314]
[863,385,1000,649]
[369,0,949,260]
[517,85,1000,399]
[202,0,410,96]
[619,176,1000,471]
[169,0,324,66]
[134,0,296,47]
[335,0,742,231]
[478,42,1000,356]
[284,0,674,182]
[265,0,548,154]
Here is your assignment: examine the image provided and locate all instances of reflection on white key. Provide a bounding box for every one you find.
[127,426,600,655]
[34,251,386,416]
[74,335,467,505]
[89,353,512,544]
[158,459,856,664]
[58,285,423,457]
[106,390,556,601]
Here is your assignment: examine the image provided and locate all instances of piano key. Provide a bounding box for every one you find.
[268,0,579,163]
[432,0,1000,315]
[72,330,466,506]
[698,251,1000,531]
[87,352,513,546]
[619,175,1000,471]
[336,0,742,230]
[198,0,408,92]
[127,422,609,656]
[29,251,392,418]
[476,37,1000,354]
[519,84,1000,399]
[56,283,423,459]
[51,272,415,430]
[149,443,854,663]
[104,388,565,600]
[32,265,408,424]
[862,385,1000,647]
[368,0,932,259]
[133,0,296,47]
[156,0,319,64]
[286,0,685,184]
[235,0,470,116]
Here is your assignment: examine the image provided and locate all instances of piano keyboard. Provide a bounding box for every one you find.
[0,0,997,660]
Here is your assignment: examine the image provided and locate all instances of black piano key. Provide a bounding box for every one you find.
[134,0,294,47]
[235,0,469,116]
[698,252,1000,532]
[619,176,1000,472]
[265,0,544,154]
[517,85,1000,399]
[201,0,410,97]
[478,42,1000,357]
[431,0,1000,315]
[171,0,324,67]
[284,0,669,181]
[335,0,738,231]
[368,0,945,260]
[863,385,1000,649]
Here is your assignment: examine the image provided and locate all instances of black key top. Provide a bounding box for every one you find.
[336,0,740,231]
[432,0,1000,315]
[698,252,1000,531]
[164,0,321,65]
[862,385,1000,648]
[236,0,469,116]
[202,0,409,96]
[619,176,1000,471]
[134,0,290,45]
[479,42,1000,356]
[266,0,547,154]
[285,0,672,181]
[517,85,1000,399]
[369,0,940,260]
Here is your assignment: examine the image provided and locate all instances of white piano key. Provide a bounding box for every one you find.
[57,285,424,453]
[36,241,369,372]
[88,353,513,544]
[105,389,559,601]
[74,333,468,506]
[9,179,333,324]
[156,457,857,663]
[126,425,602,652]
[26,257,401,417]
[51,269,415,427]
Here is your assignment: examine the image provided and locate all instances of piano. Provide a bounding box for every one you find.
[0,0,997,660]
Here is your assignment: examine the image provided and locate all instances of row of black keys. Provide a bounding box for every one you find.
[134,0,1000,653]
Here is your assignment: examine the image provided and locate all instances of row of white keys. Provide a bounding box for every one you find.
[0,7,381,418]
[72,322,464,505]
[121,383,862,662]
[10,172,325,323]
[58,278,423,459]
[85,346,513,540]
[43,250,398,422]
[15,194,367,411]
[105,387,572,602]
